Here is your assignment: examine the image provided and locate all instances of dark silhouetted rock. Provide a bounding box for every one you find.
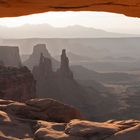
[65,119,118,138]
[35,120,85,140]
[107,122,140,140]
[33,53,53,80]
[0,46,21,67]
[0,65,36,102]
[57,49,73,78]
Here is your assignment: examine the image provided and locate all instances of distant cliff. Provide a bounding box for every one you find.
[0,46,21,67]
[0,65,36,102]
[24,44,59,70]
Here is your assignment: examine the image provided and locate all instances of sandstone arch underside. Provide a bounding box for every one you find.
[0,0,139,18]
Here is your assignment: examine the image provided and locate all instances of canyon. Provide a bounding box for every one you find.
[32,47,119,121]
[0,44,139,139]
[0,2,139,138]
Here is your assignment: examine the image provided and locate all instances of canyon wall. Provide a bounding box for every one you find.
[0,65,36,102]
[0,46,21,67]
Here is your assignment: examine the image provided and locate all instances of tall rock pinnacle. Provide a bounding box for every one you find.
[58,49,73,78]
[61,49,69,71]
[33,53,53,79]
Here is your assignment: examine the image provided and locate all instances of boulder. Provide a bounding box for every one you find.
[26,98,82,122]
[107,124,140,140]
[35,120,86,140]
[65,119,118,139]
[0,99,139,139]
[0,98,81,123]
[0,110,34,140]
[0,66,36,102]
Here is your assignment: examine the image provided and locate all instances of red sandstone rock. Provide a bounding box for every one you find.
[35,121,86,140]
[26,98,82,122]
[0,99,139,139]
[0,0,139,18]
[107,124,140,140]
[0,98,81,123]
[0,110,34,140]
[65,119,118,138]
[0,66,36,102]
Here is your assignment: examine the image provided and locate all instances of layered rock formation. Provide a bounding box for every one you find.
[0,0,139,18]
[0,98,139,140]
[24,44,59,70]
[33,49,119,120]
[33,49,90,118]
[0,65,36,102]
[0,46,21,67]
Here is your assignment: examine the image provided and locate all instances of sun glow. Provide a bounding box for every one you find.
[0,12,140,34]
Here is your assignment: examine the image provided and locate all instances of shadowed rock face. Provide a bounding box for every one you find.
[0,46,21,67]
[0,0,139,18]
[0,98,81,123]
[32,50,88,115]
[57,49,73,78]
[32,50,119,121]
[0,98,139,140]
[0,65,36,102]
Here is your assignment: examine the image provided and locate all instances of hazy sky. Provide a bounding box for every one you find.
[0,12,140,34]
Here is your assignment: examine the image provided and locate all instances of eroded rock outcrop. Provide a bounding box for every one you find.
[0,46,21,67]
[0,99,139,140]
[33,50,92,119]
[0,98,81,123]
[0,65,36,102]
[32,49,120,121]
[57,49,73,78]
[33,52,54,80]
[24,44,59,70]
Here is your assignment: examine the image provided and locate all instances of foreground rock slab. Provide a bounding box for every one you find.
[0,98,81,123]
[0,98,139,140]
